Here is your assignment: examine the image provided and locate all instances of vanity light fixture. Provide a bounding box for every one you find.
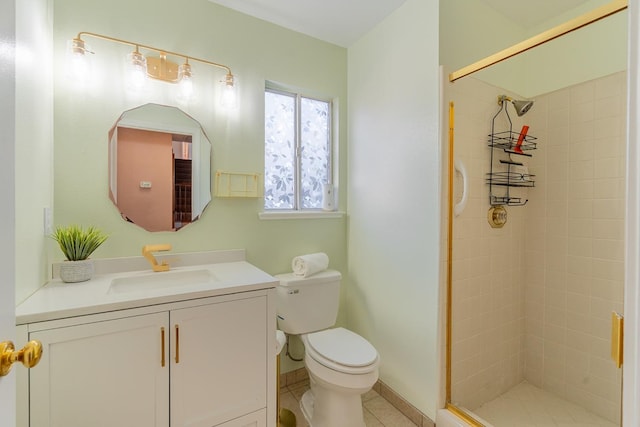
[68,31,236,106]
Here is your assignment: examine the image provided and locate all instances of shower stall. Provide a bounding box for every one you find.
[437,1,631,425]
[442,70,626,427]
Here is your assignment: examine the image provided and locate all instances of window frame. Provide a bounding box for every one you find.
[264,85,333,211]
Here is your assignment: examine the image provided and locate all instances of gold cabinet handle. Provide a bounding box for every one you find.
[161,327,166,367]
[175,325,179,364]
[0,340,43,377]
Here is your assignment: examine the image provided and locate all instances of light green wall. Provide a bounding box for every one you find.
[15,0,53,304]
[439,0,528,93]
[347,0,441,419]
[440,0,628,97]
[48,0,348,371]
[50,0,347,268]
[521,2,627,97]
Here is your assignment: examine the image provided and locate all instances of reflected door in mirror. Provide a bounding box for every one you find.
[108,103,211,232]
[116,128,175,231]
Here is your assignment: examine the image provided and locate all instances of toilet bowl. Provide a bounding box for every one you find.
[300,328,379,427]
[275,270,380,427]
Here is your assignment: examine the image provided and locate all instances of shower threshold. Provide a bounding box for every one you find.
[473,381,618,427]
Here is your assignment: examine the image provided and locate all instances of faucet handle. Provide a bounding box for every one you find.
[142,244,172,253]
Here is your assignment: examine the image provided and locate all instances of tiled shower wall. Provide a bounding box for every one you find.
[446,77,529,410]
[524,72,625,424]
[445,71,625,423]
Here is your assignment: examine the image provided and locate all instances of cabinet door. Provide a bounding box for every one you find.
[170,295,267,427]
[29,313,169,427]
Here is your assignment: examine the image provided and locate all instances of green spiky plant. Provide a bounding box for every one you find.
[51,225,108,261]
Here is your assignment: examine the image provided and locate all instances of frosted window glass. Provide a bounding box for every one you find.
[300,97,330,209]
[264,89,331,210]
[264,91,295,209]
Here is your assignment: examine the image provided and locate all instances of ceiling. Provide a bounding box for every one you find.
[207,0,597,47]
[207,0,408,47]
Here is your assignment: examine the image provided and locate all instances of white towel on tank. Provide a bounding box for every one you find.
[291,252,329,277]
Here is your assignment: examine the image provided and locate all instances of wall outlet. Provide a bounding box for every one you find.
[44,207,53,236]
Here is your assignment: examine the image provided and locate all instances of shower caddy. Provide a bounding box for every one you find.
[487,99,537,206]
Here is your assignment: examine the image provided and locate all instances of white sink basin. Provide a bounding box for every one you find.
[108,269,216,294]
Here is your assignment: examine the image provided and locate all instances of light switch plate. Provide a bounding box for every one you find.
[43,207,53,236]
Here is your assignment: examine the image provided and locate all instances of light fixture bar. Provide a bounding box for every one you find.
[74,31,234,84]
[146,53,179,82]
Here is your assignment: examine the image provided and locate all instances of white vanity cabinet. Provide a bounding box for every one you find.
[22,290,273,427]
[170,294,268,427]
[28,311,169,427]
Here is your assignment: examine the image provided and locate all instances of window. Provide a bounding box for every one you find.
[264,87,332,210]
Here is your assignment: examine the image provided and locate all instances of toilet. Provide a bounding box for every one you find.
[275,270,379,427]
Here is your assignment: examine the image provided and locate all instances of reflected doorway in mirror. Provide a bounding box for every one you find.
[108,104,212,232]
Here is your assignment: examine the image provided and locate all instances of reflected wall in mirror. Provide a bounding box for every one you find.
[108,104,212,232]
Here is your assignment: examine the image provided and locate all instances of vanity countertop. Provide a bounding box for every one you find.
[16,253,277,325]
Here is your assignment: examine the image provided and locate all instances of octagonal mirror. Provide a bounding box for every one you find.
[108,104,212,232]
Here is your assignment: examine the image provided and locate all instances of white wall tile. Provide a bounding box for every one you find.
[527,72,625,422]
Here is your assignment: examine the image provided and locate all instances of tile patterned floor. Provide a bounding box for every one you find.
[280,379,617,427]
[473,382,619,427]
[279,378,418,427]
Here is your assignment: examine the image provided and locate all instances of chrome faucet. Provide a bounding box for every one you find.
[142,244,172,272]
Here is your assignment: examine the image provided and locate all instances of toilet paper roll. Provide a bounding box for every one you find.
[275,330,286,355]
[322,184,335,211]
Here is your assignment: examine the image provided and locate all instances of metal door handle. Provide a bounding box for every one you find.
[0,340,43,376]
[175,325,180,364]
[161,328,166,367]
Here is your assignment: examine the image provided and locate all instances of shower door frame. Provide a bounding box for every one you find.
[623,1,639,425]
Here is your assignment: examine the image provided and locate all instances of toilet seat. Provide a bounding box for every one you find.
[304,327,378,375]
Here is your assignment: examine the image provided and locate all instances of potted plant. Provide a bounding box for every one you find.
[51,225,108,283]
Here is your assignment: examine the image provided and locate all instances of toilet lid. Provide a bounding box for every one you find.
[306,327,378,368]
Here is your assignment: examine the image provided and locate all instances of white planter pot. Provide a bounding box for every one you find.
[59,259,94,283]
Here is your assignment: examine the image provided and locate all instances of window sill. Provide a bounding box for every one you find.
[258,210,345,220]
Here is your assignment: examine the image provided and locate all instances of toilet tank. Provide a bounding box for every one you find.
[275,270,341,335]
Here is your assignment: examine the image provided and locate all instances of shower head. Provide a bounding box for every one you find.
[512,100,534,116]
[498,95,534,116]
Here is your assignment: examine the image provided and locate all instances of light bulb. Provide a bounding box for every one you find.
[127,49,147,91]
[66,38,91,85]
[177,62,194,102]
[220,73,237,109]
